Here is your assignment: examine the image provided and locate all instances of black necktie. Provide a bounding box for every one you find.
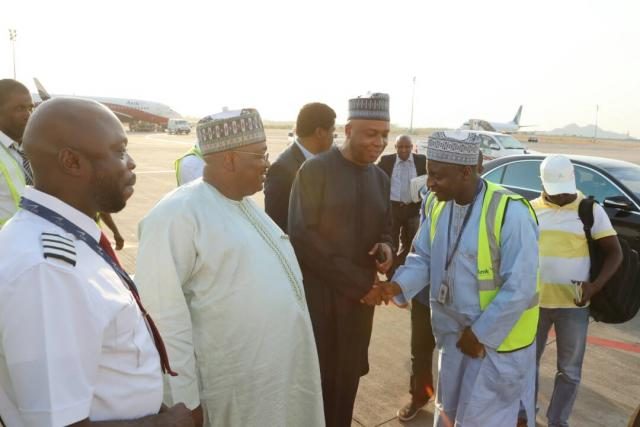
[10,144,33,185]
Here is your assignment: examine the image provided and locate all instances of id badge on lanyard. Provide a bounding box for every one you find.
[436,180,483,305]
[437,276,450,304]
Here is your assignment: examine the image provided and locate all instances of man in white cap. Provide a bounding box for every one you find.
[528,154,621,427]
[135,109,324,427]
[382,131,540,426]
[288,93,393,426]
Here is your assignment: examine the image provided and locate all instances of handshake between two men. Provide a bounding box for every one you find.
[358,242,486,360]
[360,242,403,307]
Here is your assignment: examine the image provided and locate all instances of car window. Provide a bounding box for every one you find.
[500,160,543,191]
[574,166,625,203]
[605,165,640,200]
[484,165,505,184]
[494,135,524,150]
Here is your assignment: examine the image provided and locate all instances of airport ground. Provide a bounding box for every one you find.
[116,129,640,427]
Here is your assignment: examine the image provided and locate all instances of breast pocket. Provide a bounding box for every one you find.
[113,298,144,365]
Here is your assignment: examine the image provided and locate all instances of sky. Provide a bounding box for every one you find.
[2,0,639,136]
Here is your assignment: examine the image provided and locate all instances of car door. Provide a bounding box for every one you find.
[574,165,640,252]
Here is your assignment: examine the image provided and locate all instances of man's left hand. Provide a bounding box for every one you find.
[369,242,393,274]
[575,281,602,307]
[456,327,486,359]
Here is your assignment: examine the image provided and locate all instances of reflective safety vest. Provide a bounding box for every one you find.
[174,145,203,185]
[425,180,540,352]
[0,144,26,227]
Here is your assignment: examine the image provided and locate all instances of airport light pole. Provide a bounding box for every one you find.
[409,76,416,134]
[593,104,599,143]
[9,29,17,79]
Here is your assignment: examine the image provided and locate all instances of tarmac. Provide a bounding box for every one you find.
[115,129,640,427]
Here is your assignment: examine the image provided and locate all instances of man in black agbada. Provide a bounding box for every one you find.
[288,93,393,427]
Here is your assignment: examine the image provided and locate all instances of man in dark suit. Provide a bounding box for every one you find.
[377,135,426,276]
[265,103,336,231]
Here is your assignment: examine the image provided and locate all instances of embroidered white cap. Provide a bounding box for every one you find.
[540,154,577,195]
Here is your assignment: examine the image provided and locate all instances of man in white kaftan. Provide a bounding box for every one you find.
[135,108,324,427]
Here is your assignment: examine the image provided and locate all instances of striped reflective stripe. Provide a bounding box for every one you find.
[0,144,26,226]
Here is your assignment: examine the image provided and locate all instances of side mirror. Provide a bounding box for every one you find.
[603,196,635,211]
[489,142,501,150]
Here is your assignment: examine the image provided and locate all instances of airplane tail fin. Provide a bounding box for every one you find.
[33,78,51,101]
[512,105,523,125]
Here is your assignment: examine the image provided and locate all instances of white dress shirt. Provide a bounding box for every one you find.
[0,188,162,427]
[294,138,316,160]
[390,154,417,203]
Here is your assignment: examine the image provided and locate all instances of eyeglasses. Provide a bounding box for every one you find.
[232,150,269,162]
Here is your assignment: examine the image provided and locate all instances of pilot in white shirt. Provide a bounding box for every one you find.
[0,188,163,426]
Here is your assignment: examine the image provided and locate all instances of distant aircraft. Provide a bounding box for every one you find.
[32,78,182,132]
[461,105,532,133]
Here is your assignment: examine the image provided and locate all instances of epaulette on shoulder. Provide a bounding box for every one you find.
[41,232,77,266]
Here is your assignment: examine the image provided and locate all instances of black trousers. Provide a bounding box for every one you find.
[409,297,436,401]
[389,202,420,277]
[304,282,375,427]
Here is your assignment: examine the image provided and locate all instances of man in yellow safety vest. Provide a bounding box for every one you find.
[382,131,540,427]
[0,79,34,227]
[174,144,204,186]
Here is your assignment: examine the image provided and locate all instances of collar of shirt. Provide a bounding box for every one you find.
[394,153,414,166]
[294,138,315,160]
[538,191,584,210]
[23,187,102,243]
[0,130,17,150]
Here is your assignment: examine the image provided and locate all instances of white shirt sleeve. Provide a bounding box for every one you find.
[135,210,200,409]
[1,263,105,427]
[178,155,205,186]
[592,202,617,240]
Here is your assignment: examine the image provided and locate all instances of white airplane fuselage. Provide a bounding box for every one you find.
[461,106,524,134]
[31,79,182,127]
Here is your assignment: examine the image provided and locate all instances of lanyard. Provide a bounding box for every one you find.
[19,196,178,376]
[444,180,484,272]
[19,197,138,294]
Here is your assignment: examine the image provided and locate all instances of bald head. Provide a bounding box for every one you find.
[395,134,413,161]
[23,97,136,216]
[23,97,122,159]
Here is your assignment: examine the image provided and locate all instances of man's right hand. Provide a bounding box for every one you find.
[381,281,403,301]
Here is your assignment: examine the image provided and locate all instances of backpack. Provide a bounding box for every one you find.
[578,198,640,323]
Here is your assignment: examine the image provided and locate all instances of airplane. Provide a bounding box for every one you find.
[32,78,182,132]
[461,105,532,133]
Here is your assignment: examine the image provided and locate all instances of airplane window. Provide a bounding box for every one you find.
[501,160,543,191]
[574,166,624,203]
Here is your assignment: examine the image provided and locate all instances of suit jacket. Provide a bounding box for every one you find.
[377,153,426,215]
[377,153,426,181]
[264,142,306,231]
